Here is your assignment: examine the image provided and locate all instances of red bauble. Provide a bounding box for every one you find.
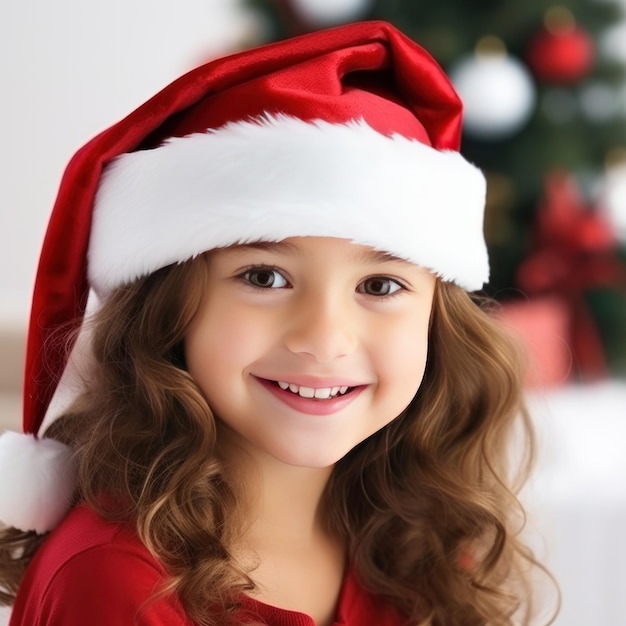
[526,24,595,84]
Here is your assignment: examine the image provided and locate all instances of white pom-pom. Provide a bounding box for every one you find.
[0,432,76,534]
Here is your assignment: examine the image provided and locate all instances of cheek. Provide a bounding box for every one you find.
[376,315,431,398]
[186,304,273,382]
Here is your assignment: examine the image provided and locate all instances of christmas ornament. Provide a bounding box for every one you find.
[579,82,621,122]
[601,149,626,243]
[526,7,595,84]
[601,22,626,64]
[289,0,373,26]
[450,36,535,140]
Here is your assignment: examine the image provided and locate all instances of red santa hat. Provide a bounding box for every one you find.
[0,20,487,534]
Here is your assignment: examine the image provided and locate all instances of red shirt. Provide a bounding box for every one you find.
[10,506,405,625]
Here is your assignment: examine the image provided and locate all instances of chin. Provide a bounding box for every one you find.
[271,443,359,470]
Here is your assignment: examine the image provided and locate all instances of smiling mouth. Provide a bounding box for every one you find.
[272,380,355,400]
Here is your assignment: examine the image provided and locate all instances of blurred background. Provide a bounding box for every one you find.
[1,0,626,623]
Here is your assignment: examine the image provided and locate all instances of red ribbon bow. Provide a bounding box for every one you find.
[516,170,626,379]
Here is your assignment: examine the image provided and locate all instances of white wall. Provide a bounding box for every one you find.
[0,0,258,328]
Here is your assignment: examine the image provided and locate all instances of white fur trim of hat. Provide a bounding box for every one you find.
[90,115,488,294]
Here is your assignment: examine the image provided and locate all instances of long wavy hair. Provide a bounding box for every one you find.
[0,251,554,625]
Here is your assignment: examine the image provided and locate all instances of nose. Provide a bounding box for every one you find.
[283,291,358,363]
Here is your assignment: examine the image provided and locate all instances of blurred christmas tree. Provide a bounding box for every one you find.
[246,0,626,380]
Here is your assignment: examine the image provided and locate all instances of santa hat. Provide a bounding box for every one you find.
[0,20,487,534]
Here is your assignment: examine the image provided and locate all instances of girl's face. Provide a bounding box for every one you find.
[185,236,436,469]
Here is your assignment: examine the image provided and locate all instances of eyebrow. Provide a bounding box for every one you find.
[356,248,411,265]
[230,240,410,265]
[226,241,299,255]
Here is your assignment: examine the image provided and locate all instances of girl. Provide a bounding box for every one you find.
[0,20,547,626]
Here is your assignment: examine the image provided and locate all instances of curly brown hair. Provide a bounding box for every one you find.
[0,252,554,625]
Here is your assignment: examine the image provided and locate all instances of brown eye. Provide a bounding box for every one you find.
[244,268,289,288]
[357,277,403,296]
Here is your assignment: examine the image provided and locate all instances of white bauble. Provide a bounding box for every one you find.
[290,0,373,26]
[601,158,626,243]
[601,22,626,63]
[450,47,536,140]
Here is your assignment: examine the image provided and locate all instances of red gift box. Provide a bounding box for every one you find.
[496,296,572,388]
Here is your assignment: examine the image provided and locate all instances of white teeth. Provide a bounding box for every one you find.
[299,386,315,398]
[276,381,351,399]
[314,388,332,399]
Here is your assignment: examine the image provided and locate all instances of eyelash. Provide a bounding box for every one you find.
[237,266,407,298]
